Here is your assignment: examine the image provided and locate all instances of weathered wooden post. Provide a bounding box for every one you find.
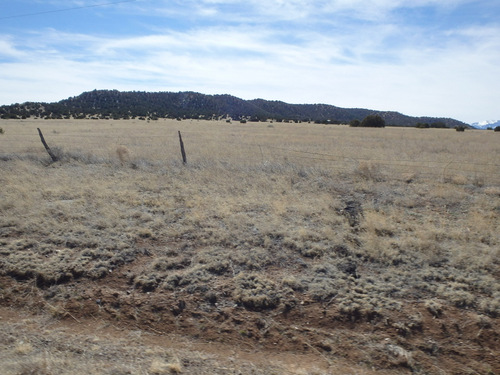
[178,130,187,164]
[37,128,59,162]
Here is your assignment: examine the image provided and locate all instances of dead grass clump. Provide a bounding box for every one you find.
[357,234,404,265]
[231,248,274,271]
[116,145,130,165]
[233,273,280,310]
[152,256,190,271]
[161,266,213,293]
[282,229,330,258]
[355,161,384,181]
[303,265,341,302]
[135,274,161,292]
[149,358,182,374]
[424,299,443,318]
[136,227,154,239]
[193,247,231,275]
[383,343,415,369]
[86,265,111,280]
[392,313,423,337]
[281,275,306,292]
[336,258,359,278]
[362,209,396,238]
[484,186,500,197]
[14,342,33,355]
[436,284,476,308]
[17,359,52,375]
[478,292,500,317]
[204,259,230,275]
[337,288,382,321]
[307,277,339,302]
[447,174,469,185]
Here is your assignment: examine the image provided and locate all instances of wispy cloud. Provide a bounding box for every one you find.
[0,39,28,60]
[0,0,498,122]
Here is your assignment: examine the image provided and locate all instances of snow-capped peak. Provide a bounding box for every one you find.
[470,120,500,129]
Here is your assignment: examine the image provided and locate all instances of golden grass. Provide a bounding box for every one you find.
[1,118,498,184]
[0,118,499,373]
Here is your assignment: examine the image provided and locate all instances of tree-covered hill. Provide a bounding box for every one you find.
[0,89,467,127]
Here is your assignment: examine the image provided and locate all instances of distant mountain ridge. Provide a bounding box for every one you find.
[0,89,468,127]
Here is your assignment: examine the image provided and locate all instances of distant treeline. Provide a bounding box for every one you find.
[0,89,468,128]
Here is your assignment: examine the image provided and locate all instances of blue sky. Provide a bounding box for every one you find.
[1,0,499,123]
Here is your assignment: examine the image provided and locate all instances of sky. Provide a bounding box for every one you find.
[0,0,499,124]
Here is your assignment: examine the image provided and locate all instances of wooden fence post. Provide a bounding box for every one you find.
[37,128,59,162]
[178,131,187,164]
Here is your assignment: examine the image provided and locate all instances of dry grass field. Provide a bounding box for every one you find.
[0,118,499,374]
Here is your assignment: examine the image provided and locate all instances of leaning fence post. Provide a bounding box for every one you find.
[37,128,59,162]
[178,130,187,164]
